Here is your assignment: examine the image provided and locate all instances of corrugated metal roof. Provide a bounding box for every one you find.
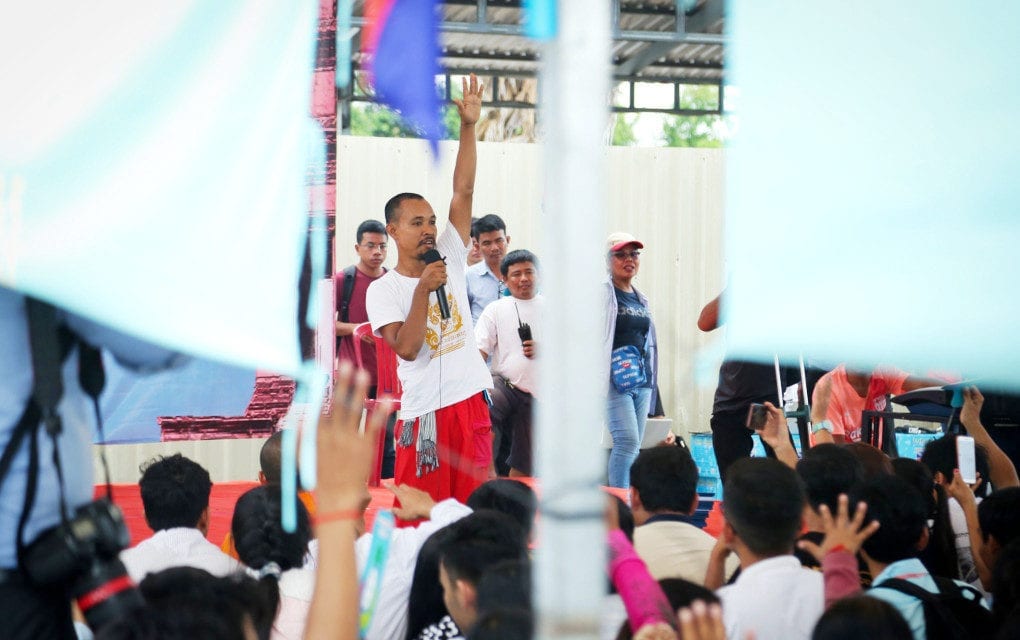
[349,0,726,85]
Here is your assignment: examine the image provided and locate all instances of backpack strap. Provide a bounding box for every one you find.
[877,577,975,638]
[338,265,387,324]
[338,265,358,324]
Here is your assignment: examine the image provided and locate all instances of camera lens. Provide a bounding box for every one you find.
[73,559,143,631]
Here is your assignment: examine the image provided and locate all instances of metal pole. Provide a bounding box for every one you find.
[535,0,610,638]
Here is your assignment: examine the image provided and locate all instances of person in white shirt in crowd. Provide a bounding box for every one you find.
[465,214,511,323]
[705,457,823,640]
[120,454,240,584]
[475,249,542,477]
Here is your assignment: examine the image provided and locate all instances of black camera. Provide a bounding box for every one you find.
[517,323,533,343]
[22,499,142,630]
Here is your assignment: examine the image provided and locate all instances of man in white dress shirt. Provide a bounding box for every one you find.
[709,457,824,640]
[475,249,541,477]
[120,454,240,583]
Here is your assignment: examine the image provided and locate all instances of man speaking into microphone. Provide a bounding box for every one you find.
[366,75,493,515]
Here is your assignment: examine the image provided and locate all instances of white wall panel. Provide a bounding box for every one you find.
[337,137,727,440]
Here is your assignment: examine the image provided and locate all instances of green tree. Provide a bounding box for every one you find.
[350,103,418,138]
[611,114,638,146]
[662,84,726,148]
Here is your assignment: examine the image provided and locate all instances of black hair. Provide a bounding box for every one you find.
[259,431,284,485]
[979,487,1020,547]
[796,444,864,514]
[850,474,928,564]
[356,219,387,244]
[138,454,212,531]
[920,434,992,498]
[437,511,528,586]
[405,527,455,640]
[476,559,531,618]
[96,567,275,640]
[992,538,1020,628]
[471,214,507,240]
[614,579,719,640]
[891,457,959,579]
[466,608,533,640]
[842,442,894,480]
[384,192,426,224]
[498,250,538,279]
[467,480,538,539]
[629,445,699,515]
[722,457,806,557]
[811,596,913,640]
[230,485,312,619]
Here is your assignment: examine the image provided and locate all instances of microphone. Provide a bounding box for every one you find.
[422,249,451,320]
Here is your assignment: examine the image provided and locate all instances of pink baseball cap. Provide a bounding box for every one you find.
[606,232,644,252]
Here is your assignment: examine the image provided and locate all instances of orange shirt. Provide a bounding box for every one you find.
[220,490,317,560]
[818,365,909,442]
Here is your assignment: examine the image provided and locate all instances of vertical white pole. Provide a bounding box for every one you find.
[535,1,610,638]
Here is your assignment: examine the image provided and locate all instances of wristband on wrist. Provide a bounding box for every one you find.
[829,544,849,554]
[315,509,362,526]
[811,420,833,434]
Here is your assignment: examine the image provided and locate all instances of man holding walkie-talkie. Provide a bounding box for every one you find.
[475,249,543,477]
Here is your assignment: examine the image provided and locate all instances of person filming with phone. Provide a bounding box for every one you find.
[475,250,542,477]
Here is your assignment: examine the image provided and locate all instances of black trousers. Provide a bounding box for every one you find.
[710,408,781,484]
[0,574,76,640]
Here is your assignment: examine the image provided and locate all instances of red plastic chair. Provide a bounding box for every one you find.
[352,322,402,486]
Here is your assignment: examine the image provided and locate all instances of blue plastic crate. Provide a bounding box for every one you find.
[696,475,722,500]
[895,431,941,460]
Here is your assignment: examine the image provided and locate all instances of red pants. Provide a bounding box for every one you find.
[393,393,492,525]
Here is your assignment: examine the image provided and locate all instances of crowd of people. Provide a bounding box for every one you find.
[4,72,1020,639]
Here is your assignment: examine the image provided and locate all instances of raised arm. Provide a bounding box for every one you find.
[960,386,1019,489]
[448,74,483,244]
[304,365,394,640]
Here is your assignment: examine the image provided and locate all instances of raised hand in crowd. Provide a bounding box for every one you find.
[756,402,798,469]
[304,363,394,640]
[797,494,879,564]
[959,386,1019,489]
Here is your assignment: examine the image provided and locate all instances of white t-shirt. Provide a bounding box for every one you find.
[948,495,984,589]
[119,527,241,584]
[475,294,542,396]
[716,555,823,640]
[366,224,492,420]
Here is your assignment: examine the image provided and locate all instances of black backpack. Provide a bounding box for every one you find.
[877,577,995,640]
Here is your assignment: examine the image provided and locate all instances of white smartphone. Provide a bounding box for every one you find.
[957,435,977,484]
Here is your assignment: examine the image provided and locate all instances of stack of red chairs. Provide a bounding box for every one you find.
[352,322,402,486]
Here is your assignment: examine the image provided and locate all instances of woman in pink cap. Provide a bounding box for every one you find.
[602,232,659,488]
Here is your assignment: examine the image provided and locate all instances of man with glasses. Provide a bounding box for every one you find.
[475,249,542,477]
[335,219,392,474]
[466,213,511,323]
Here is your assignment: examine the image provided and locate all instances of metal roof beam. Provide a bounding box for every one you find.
[615,41,680,76]
[684,0,725,34]
[349,17,725,46]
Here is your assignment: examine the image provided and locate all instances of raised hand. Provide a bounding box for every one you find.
[960,386,985,429]
[316,362,394,512]
[677,601,727,640]
[452,73,484,127]
[797,494,879,563]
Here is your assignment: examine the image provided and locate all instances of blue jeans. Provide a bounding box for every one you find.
[606,385,652,488]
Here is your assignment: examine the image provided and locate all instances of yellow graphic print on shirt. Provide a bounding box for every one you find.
[424,290,466,358]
